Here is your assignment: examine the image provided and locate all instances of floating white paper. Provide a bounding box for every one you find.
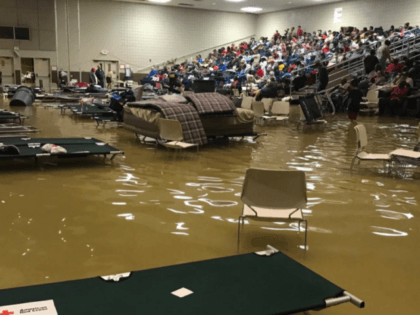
[0,300,57,315]
[171,287,194,298]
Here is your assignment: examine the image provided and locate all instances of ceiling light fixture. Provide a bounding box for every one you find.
[148,0,171,3]
[241,6,262,12]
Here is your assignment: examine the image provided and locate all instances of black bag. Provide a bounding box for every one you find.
[109,98,124,113]
[106,77,111,84]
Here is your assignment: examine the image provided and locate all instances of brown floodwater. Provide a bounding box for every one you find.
[0,97,419,314]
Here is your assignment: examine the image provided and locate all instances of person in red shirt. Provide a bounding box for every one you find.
[297,26,303,37]
[386,58,404,74]
[379,81,409,115]
[256,66,264,78]
[321,43,330,53]
[274,30,280,41]
[342,43,350,52]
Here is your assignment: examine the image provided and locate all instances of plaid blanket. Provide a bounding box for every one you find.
[127,101,207,145]
[187,93,236,116]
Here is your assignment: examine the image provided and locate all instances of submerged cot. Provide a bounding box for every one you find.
[0,137,123,160]
[0,246,364,315]
[0,110,26,124]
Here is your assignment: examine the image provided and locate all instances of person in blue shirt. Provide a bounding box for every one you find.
[148,67,158,78]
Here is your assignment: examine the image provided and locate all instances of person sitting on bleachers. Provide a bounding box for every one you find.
[378,81,409,115]
[148,67,158,78]
[386,58,404,75]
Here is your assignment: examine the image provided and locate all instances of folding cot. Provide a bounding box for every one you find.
[0,246,364,315]
[0,137,123,161]
[0,123,38,135]
[0,110,26,124]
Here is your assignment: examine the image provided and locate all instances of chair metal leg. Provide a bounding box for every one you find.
[237,216,242,250]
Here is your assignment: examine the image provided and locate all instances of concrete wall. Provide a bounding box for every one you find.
[57,0,257,79]
[0,0,57,85]
[256,0,420,38]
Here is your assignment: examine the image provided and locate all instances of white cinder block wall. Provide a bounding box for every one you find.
[256,0,420,38]
[57,0,257,75]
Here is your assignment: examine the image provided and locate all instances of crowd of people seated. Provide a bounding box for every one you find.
[140,21,419,118]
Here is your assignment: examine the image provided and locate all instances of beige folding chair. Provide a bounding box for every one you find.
[270,101,290,122]
[241,96,253,109]
[261,98,274,114]
[252,101,269,125]
[158,118,198,151]
[350,124,390,170]
[133,85,144,101]
[361,90,379,108]
[183,90,194,97]
[232,89,240,97]
[238,169,308,251]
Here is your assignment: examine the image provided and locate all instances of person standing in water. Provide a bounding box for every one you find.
[347,79,363,122]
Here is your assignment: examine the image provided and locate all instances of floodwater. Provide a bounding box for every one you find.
[0,97,419,315]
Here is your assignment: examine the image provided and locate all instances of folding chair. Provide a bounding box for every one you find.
[157,118,198,152]
[270,101,290,122]
[261,98,274,114]
[241,96,253,109]
[238,169,308,251]
[360,90,379,114]
[252,101,270,125]
[350,124,390,171]
[232,89,240,97]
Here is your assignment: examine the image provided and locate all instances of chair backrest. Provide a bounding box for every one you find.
[271,101,290,115]
[366,90,378,103]
[183,90,194,97]
[354,124,368,151]
[159,118,183,141]
[241,96,253,109]
[134,85,144,101]
[233,89,240,97]
[241,169,307,209]
[261,98,273,112]
[252,101,265,117]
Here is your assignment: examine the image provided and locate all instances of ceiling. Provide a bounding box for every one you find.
[116,0,344,14]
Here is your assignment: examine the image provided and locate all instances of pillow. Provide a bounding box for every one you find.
[158,94,188,103]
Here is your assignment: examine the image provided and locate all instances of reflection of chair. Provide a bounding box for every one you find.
[241,96,253,109]
[158,119,198,151]
[415,123,420,152]
[238,169,308,251]
[351,124,390,170]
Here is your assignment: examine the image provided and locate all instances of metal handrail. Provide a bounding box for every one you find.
[137,34,255,73]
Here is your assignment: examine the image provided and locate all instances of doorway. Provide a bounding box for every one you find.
[34,58,51,92]
[93,60,119,83]
[21,57,35,85]
[0,57,14,84]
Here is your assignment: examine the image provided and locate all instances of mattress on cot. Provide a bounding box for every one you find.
[0,137,123,159]
[0,249,363,315]
[123,106,255,138]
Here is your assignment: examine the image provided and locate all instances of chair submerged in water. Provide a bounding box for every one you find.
[0,137,123,161]
[0,245,364,315]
